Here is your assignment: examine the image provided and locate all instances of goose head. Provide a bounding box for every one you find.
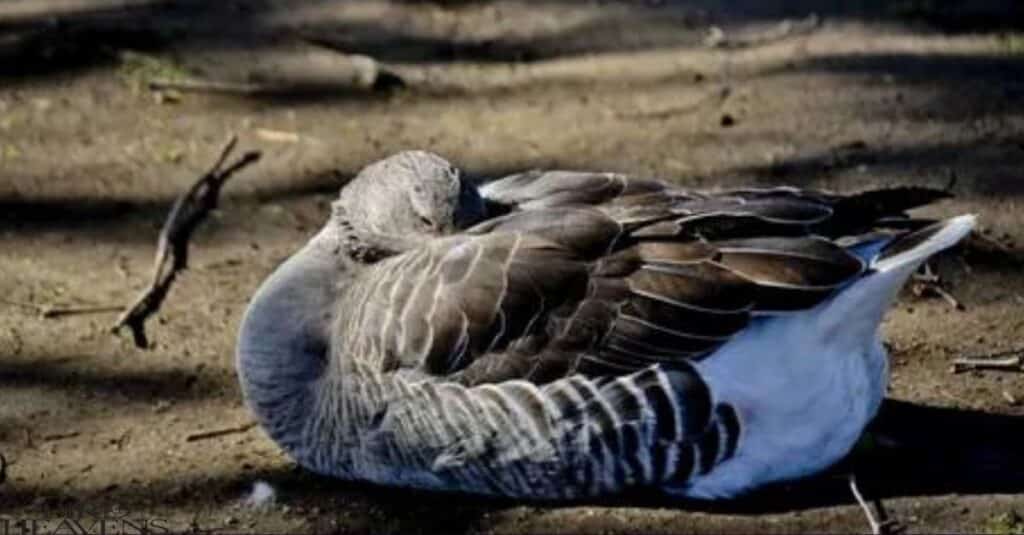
[237,150,486,468]
[331,150,487,257]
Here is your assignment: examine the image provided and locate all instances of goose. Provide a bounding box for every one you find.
[237,151,973,508]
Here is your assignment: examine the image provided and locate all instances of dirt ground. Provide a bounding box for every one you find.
[2,1,1024,533]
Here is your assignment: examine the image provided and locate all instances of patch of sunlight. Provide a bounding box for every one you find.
[984,512,1024,535]
[116,50,191,94]
[1,144,21,161]
[997,33,1024,55]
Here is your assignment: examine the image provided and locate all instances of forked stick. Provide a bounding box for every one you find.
[112,135,261,348]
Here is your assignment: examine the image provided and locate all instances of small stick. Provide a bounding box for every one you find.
[953,352,1024,374]
[890,341,926,357]
[115,257,131,279]
[254,128,301,143]
[911,263,964,310]
[848,474,902,535]
[0,453,7,485]
[944,170,958,193]
[0,299,43,313]
[185,422,257,443]
[967,230,1014,255]
[42,431,80,442]
[912,263,940,284]
[41,305,124,319]
[617,86,731,120]
[705,14,821,49]
[149,78,265,95]
[0,300,122,319]
[916,283,964,310]
[957,255,973,275]
[111,429,132,450]
[112,135,261,348]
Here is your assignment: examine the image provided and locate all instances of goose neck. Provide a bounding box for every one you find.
[236,226,348,462]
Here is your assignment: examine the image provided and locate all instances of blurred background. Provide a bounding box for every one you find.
[1,1,1023,533]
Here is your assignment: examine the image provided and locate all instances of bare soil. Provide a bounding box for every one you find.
[2,1,1023,533]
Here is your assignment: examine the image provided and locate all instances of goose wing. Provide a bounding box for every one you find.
[333,178,948,496]
[346,180,947,382]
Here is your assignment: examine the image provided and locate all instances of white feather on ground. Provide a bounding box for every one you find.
[242,480,277,508]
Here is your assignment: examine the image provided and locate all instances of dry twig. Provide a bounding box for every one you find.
[254,128,301,143]
[848,474,903,535]
[41,428,80,440]
[41,305,124,319]
[911,263,964,310]
[952,348,1024,374]
[704,14,821,49]
[0,299,123,319]
[149,78,265,96]
[616,86,731,120]
[112,135,261,348]
[967,230,1015,256]
[185,422,258,443]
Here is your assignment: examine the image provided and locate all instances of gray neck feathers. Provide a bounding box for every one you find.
[236,226,347,463]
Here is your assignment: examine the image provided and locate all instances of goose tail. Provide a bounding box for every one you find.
[820,215,976,342]
[871,214,976,272]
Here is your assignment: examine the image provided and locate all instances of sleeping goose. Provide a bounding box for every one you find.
[237,151,974,504]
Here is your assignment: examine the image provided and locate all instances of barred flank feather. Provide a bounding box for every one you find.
[311,364,733,497]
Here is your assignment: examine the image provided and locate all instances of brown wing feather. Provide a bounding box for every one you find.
[479,170,667,211]
[344,178,947,387]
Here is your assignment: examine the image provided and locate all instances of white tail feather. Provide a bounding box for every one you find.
[819,215,976,343]
[871,215,977,272]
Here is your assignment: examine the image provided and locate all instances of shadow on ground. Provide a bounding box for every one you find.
[0,358,232,403]
[3,399,1022,533]
[2,0,1023,88]
[729,138,1024,194]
